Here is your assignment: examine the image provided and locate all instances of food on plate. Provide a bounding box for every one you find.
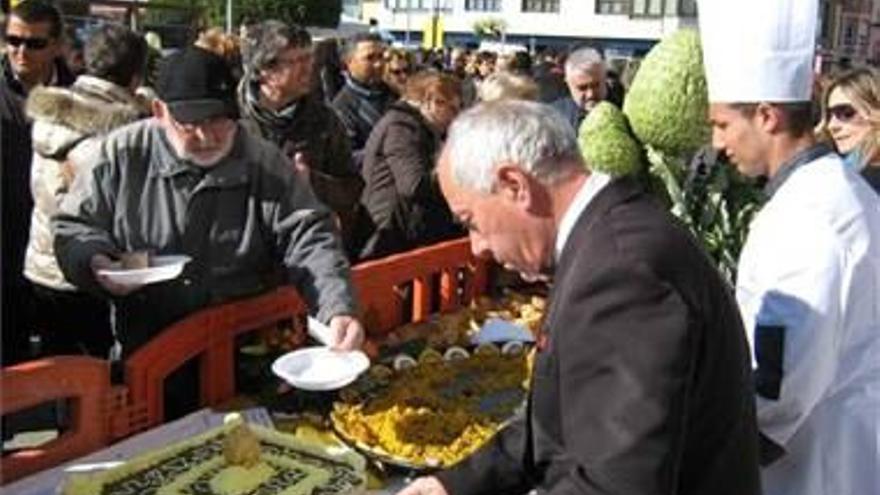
[382,292,546,349]
[332,345,530,469]
[120,250,150,269]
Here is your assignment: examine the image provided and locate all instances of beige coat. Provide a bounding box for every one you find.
[24,75,144,290]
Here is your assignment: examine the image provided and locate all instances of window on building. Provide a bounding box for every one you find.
[596,0,630,15]
[385,0,452,12]
[466,0,501,11]
[630,0,697,17]
[522,0,560,13]
[631,0,663,17]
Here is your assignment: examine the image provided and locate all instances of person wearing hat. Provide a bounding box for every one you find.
[53,46,364,417]
[699,1,880,494]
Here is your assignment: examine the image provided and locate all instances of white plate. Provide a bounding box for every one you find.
[471,318,535,344]
[97,255,192,285]
[272,347,370,391]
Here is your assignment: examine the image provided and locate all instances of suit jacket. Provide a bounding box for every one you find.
[437,177,760,495]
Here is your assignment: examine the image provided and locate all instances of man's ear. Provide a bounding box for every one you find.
[755,102,783,134]
[494,164,532,206]
[151,99,166,120]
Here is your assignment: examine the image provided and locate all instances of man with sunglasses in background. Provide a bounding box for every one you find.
[54,47,364,419]
[700,1,880,494]
[1,0,74,366]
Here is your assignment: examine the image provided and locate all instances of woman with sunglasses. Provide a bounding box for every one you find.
[382,48,413,98]
[819,68,880,193]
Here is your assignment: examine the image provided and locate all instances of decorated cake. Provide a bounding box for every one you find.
[63,416,367,495]
[331,344,531,470]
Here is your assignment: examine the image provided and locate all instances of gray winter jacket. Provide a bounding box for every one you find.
[25,75,145,290]
[54,119,358,353]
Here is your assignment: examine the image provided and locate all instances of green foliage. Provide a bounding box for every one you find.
[572,30,762,284]
[472,18,506,39]
[577,102,645,178]
[622,29,710,158]
[645,146,763,283]
[153,0,342,30]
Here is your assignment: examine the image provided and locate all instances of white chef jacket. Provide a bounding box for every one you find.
[736,150,880,495]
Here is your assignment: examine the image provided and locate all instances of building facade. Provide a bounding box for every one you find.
[360,0,699,55]
[819,0,879,68]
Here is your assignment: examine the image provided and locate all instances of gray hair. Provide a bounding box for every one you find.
[564,46,605,76]
[445,100,583,193]
[241,20,311,75]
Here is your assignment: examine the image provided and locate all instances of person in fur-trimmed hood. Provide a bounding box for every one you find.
[24,23,148,358]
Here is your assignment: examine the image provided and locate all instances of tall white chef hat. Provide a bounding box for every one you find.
[697,0,819,103]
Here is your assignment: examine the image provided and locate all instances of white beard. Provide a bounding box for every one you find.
[180,134,236,167]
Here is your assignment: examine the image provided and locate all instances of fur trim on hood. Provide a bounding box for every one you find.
[26,80,144,135]
[26,76,146,158]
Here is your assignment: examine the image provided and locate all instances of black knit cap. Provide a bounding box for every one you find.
[157,46,238,123]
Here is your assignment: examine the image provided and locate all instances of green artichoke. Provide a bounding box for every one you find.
[578,101,645,177]
[622,29,709,157]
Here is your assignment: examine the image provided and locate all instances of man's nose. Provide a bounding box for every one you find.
[711,129,726,151]
[193,126,217,145]
[584,87,600,102]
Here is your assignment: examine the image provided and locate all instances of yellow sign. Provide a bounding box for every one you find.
[422,16,444,50]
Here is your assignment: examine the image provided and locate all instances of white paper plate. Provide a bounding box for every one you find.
[272,347,370,391]
[97,255,192,286]
[471,318,535,344]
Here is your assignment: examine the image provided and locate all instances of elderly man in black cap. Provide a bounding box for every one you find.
[53,47,364,416]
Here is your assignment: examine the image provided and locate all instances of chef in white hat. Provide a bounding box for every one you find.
[698,1,880,494]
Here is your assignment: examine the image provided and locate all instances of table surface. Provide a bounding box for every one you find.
[4,407,408,495]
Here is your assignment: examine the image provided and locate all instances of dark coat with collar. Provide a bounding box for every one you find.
[437,177,761,495]
[331,76,395,157]
[355,101,460,261]
[1,55,75,365]
[238,86,364,257]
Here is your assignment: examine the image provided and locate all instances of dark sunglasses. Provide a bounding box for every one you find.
[828,104,859,122]
[5,34,51,50]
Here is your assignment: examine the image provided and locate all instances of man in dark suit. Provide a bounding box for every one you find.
[398,100,760,495]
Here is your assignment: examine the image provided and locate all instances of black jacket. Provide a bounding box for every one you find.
[862,165,880,194]
[1,56,74,280]
[550,95,585,131]
[331,76,394,159]
[238,85,364,256]
[437,177,761,495]
[1,55,74,364]
[355,101,460,260]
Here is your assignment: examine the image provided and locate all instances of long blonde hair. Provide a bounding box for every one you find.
[818,68,880,165]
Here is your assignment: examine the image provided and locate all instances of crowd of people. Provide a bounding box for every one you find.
[1,0,879,494]
[0,1,634,370]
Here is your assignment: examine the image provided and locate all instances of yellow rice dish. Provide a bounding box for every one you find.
[331,347,532,469]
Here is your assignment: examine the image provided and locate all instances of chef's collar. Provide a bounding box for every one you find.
[764,142,834,199]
